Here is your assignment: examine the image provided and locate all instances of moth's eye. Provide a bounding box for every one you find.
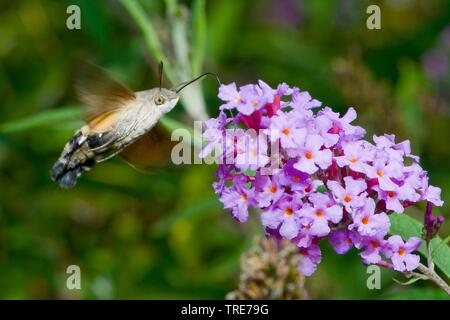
[154,96,165,105]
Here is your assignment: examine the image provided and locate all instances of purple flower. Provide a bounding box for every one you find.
[335,141,374,173]
[235,133,269,170]
[359,236,386,264]
[293,219,315,248]
[218,83,242,110]
[258,80,276,103]
[348,198,390,237]
[219,176,256,222]
[291,88,322,110]
[424,185,444,207]
[364,156,402,191]
[314,113,339,148]
[327,176,367,211]
[254,174,284,208]
[298,244,322,276]
[293,179,324,197]
[328,229,354,254]
[212,164,232,194]
[423,202,445,241]
[375,182,420,213]
[384,235,422,272]
[300,192,343,236]
[276,83,293,96]
[200,111,229,158]
[218,82,274,115]
[279,160,312,189]
[293,134,332,174]
[267,111,307,148]
[237,84,268,115]
[318,107,366,141]
[261,195,302,239]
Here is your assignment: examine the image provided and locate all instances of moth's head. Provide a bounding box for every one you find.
[140,61,220,115]
[142,88,180,114]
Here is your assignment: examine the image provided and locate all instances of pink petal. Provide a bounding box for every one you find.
[294,157,318,174]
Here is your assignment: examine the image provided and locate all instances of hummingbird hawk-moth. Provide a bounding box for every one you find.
[51,62,216,188]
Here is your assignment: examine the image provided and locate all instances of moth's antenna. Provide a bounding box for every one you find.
[173,72,222,93]
[158,61,164,91]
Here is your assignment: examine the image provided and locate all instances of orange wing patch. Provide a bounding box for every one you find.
[87,110,120,133]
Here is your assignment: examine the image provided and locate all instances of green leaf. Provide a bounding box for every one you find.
[389,214,450,278]
[432,235,450,259]
[0,106,83,134]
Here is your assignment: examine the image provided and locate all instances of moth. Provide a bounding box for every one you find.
[51,62,216,188]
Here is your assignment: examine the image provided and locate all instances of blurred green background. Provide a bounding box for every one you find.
[0,0,449,299]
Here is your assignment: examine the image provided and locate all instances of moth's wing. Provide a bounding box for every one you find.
[118,124,179,170]
[76,64,136,132]
[86,110,121,133]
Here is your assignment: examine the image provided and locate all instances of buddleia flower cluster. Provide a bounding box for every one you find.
[200,81,444,276]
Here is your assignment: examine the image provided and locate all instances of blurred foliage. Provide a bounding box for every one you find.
[0,0,449,299]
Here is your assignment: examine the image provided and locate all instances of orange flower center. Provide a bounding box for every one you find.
[315,210,325,217]
[269,185,277,193]
[284,208,293,216]
[345,238,352,245]
[292,176,300,182]
[282,128,290,135]
[362,217,369,225]
[253,101,259,107]
[371,241,380,248]
[235,97,243,103]
[305,152,313,159]
[344,195,352,203]
[388,191,396,198]
[241,194,247,202]
[377,170,383,177]
[398,248,405,256]
[350,157,357,163]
